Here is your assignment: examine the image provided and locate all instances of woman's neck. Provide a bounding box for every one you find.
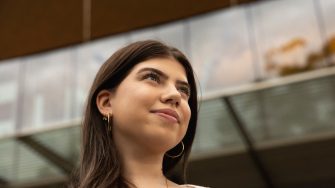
[115,134,169,187]
[122,153,168,188]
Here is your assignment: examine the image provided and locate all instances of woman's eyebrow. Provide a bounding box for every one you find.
[137,67,168,79]
[137,67,190,87]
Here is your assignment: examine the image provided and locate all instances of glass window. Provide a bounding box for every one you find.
[0,59,20,136]
[319,0,335,38]
[194,98,245,154]
[129,21,187,54]
[20,49,75,131]
[188,7,256,93]
[232,75,335,143]
[129,27,158,42]
[156,21,188,54]
[33,126,80,164]
[251,0,325,78]
[16,140,65,182]
[319,0,335,66]
[0,139,16,181]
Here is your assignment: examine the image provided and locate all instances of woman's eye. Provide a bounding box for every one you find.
[178,86,191,97]
[143,72,160,83]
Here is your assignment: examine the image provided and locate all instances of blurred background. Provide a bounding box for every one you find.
[1,0,335,187]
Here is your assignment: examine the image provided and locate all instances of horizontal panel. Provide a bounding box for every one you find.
[0,0,83,60]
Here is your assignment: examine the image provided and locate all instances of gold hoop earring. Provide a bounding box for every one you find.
[102,113,112,132]
[165,141,184,158]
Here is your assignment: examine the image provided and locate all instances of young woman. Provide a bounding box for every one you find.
[70,40,208,188]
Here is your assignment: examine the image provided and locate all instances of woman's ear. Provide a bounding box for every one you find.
[96,89,114,116]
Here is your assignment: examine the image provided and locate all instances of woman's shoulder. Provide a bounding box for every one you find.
[180,184,210,188]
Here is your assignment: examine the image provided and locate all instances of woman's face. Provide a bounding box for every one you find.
[109,58,191,154]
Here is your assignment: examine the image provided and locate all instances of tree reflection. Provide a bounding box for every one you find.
[265,35,335,76]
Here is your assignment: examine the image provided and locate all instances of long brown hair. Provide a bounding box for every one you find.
[69,40,198,188]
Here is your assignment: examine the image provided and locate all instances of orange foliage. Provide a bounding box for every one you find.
[280,38,306,53]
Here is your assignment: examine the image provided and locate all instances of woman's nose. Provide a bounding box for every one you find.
[160,85,181,106]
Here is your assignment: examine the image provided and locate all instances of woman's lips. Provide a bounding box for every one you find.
[151,109,180,123]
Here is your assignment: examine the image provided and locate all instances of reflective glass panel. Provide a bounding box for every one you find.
[251,0,325,78]
[0,59,20,136]
[21,49,75,131]
[189,7,255,93]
